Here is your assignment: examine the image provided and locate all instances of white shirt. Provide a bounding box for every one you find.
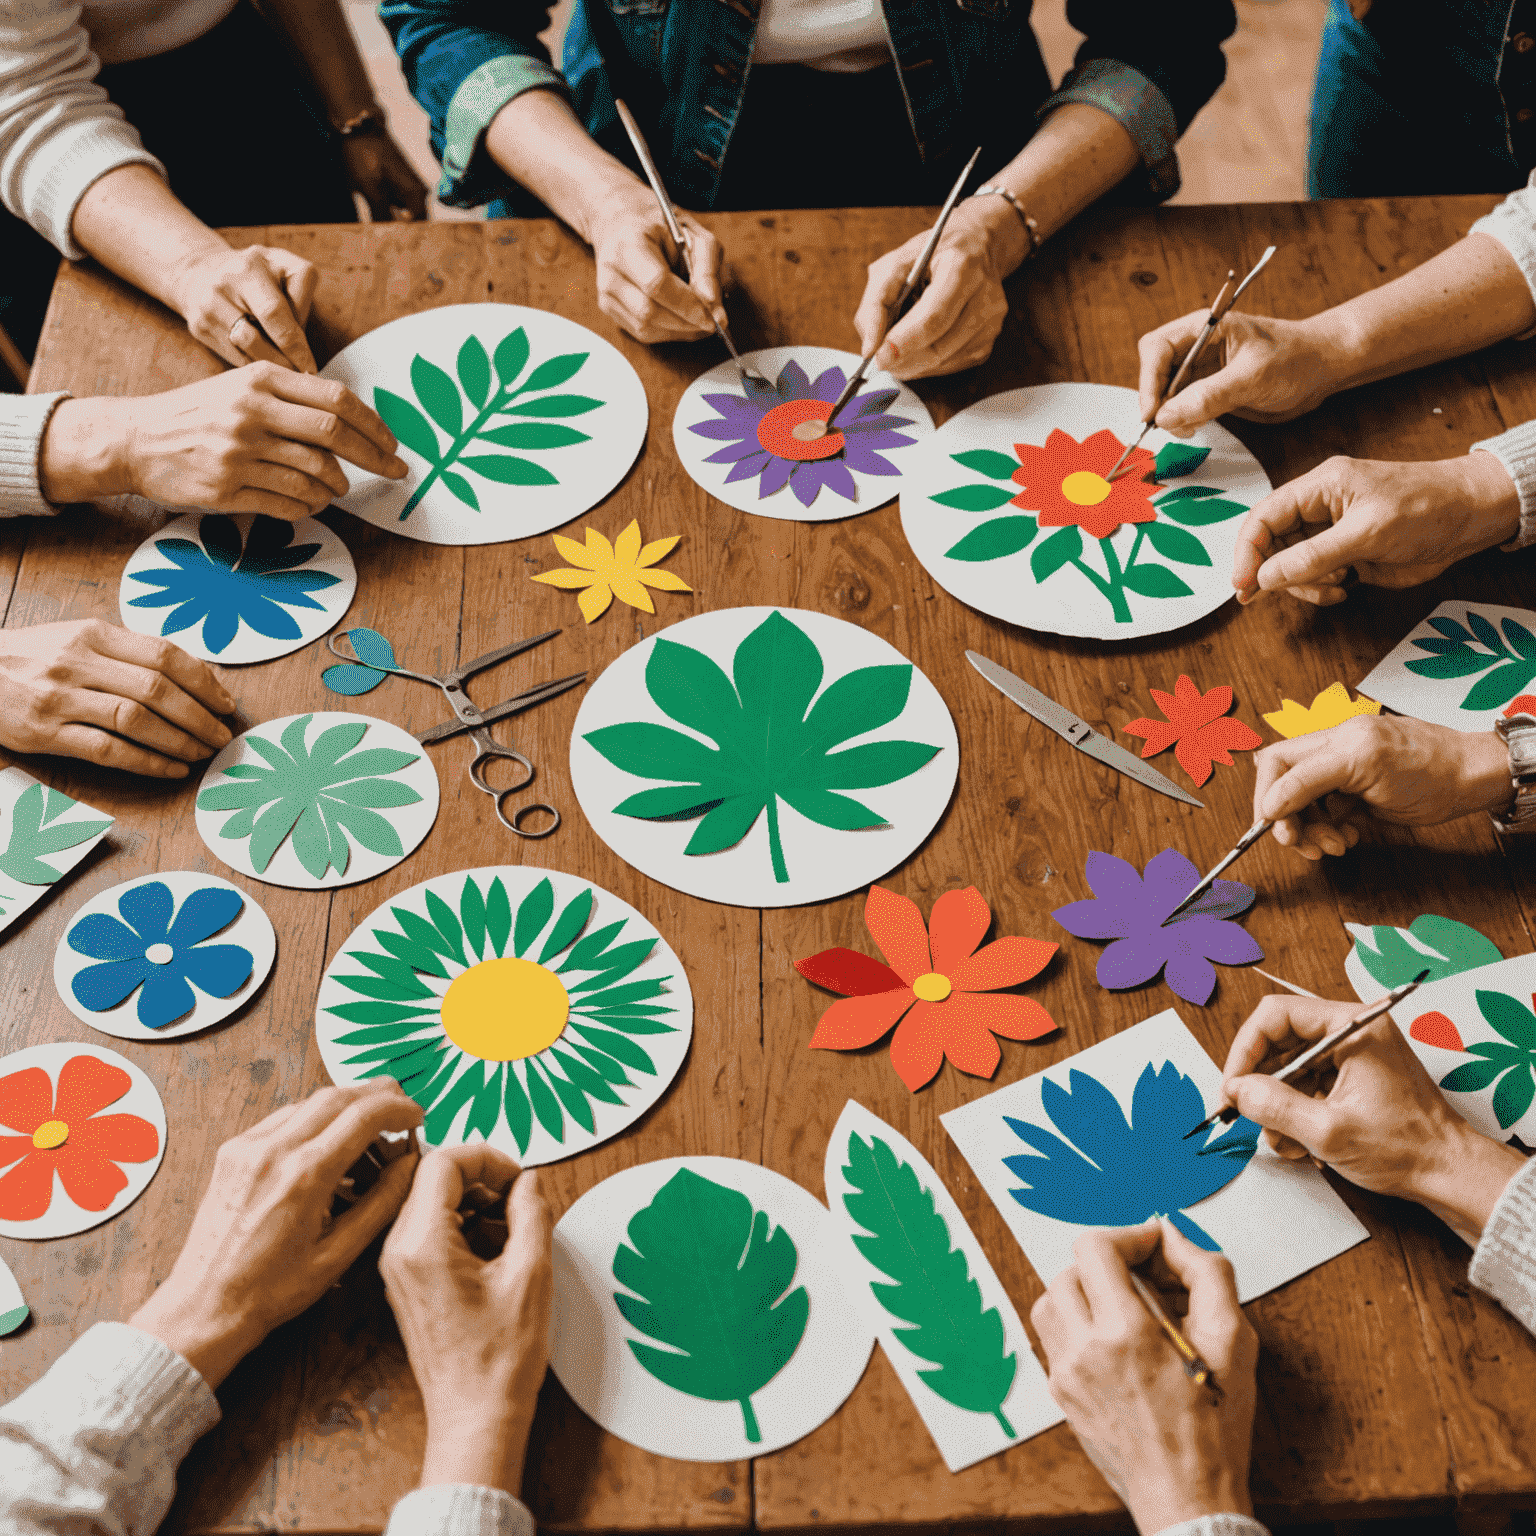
[750,0,892,75]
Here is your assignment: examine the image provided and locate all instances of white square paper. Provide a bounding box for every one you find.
[0,768,113,936]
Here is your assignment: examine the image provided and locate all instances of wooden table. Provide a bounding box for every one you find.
[6,197,1536,1534]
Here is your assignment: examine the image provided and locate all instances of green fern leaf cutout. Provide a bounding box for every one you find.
[613,1167,809,1443]
[841,1132,1017,1434]
[0,782,111,886]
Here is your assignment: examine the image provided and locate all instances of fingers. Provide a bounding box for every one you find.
[280,254,320,326]
[218,487,323,521]
[87,626,234,718]
[1229,475,1333,596]
[403,1144,523,1232]
[1254,736,1352,826]
[855,245,915,359]
[1030,1268,1090,1360]
[881,271,1003,380]
[1071,1225,1159,1328]
[602,272,712,342]
[1225,1071,1336,1153]
[322,1141,420,1271]
[1222,994,1352,1080]
[57,680,224,764]
[1154,1219,1249,1364]
[307,1088,428,1186]
[253,370,406,478]
[1137,313,1205,425]
[241,250,319,373]
[250,435,351,503]
[488,1168,552,1285]
[48,721,192,777]
[679,219,725,318]
[599,229,715,340]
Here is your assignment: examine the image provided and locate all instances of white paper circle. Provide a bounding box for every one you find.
[195,712,440,889]
[672,346,935,521]
[0,1042,167,1240]
[119,512,355,664]
[551,1156,874,1461]
[322,303,648,546]
[316,865,692,1167]
[899,383,1272,640]
[54,872,276,1041]
[570,607,958,908]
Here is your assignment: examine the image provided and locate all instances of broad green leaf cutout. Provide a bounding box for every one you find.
[1405,610,1536,710]
[0,783,111,887]
[1349,915,1501,991]
[196,715,423,880]
[375,326,600,521]
[842,1132,1017,1434]
[612,1167,809,1442]
[584,611,941,884]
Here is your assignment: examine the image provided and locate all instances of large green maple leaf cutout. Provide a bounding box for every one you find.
[583,611,940,883]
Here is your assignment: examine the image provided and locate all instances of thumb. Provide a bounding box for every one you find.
[1225,1072,1333,1153]
[321,1142,419,1271]
[854,252,909,359]
[1257,521,1361,593]
[1155,365,1253,435]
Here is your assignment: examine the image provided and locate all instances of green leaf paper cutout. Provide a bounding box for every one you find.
[842,1133,1017,1434]
[584,612,940,884]
[1153,442,1211,478]
[612,1167,809,1443]
[951,449,1022,481]
[945,516,1037,562]
[1155,494,1247,527]
[0,783,111,886]
[1351,915,1501,991]
[931,483,1016,512]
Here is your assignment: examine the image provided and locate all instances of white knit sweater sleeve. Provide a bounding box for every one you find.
[0,0,166,258]
[1469,1151,1536,1333]
[0,390,68,515]
[1473,171,1536,313]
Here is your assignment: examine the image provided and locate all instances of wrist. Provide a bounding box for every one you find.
[1460,448,1523,548]
[1127,1467,1253,1532]
[129,1283,267,1391]
[1409,1118,1526,1237]
[38,397,133,503]
[420,1408,534,1495]
[1304,305,1375,396]
[962,193,1031,277]
[1462,728,1519,815]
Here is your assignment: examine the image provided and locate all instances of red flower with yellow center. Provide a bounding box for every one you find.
[0,1055,160,1221]
[1009,428,1157,541]
[796,885,1058,1091]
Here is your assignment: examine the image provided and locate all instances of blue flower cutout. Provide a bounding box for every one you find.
[127,514,341,656]
[68,880,254,1029]
[1003,1061,1260,1250]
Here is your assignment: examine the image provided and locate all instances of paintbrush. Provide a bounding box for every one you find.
[1164,820,1273,925]
[1128,1266,1222,1401]
[1105,244,1278,483]
[1182,970,1431,1140]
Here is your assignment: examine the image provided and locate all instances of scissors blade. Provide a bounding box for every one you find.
[449,630,562,686]
[415,672,587,744]
[965,651,1204,809]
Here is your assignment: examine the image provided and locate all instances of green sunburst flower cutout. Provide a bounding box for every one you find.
[316,868,691,1159]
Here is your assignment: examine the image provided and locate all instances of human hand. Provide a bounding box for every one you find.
[1138,310,1351,437]
[0,619,236,777]
[130,1083,424,1388]
[587,176,723,344]
[43,364,407,519]
[165,241,321,372]
[341,129,429,222]
[1232,452,1520,605]
[1252,715,1512,859]
[1221,995,1524,1235]
[381,1146,552,1495]
[1031,1220,1258,1533]
[854,198,1023,380]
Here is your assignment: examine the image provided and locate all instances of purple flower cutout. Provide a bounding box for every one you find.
[1051,849,1263,1006]
[687,358,916,508]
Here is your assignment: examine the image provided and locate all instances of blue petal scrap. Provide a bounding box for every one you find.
[68,879,254,1029]
[1002,1061,1260,1250]
[127,514,341,656]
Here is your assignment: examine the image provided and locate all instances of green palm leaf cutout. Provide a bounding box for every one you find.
[327,873,677,1153]
[841,1133,1017,1435]
[1435,988,1536,1129]
[1349,915,1501,990]
[1405,609,1536,707]
[612,1167,809,1443]
[584,610,940,884]
[0,782,111,886]
[196,715,423,879]
[378,327,604,521]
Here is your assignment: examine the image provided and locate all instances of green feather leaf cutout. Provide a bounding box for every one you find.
[0,781,111,887]
[612,1167,809,1443]
[840,1132,1018,1435]
[317,869,688,1161]
[583,609,942,884]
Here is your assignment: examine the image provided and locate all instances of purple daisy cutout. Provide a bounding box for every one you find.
[1050,848,1263,1006]
[687,358,916,508]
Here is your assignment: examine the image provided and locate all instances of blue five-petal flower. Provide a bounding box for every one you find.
[127,514,341,656]
[68,880,254,1029]
[1002,1061,1260,1250]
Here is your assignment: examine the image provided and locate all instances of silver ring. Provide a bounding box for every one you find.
[228,314,257,347]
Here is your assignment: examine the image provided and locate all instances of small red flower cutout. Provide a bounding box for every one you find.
[1009,428,1159,541]
[796,884,1058,1092]
[1123,676,1263,787]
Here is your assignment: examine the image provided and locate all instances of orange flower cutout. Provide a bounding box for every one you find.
[0,1055,159,1221]
[797,885,1058,1091]
[1124,675,1263,787]
[1010,428,1158,541]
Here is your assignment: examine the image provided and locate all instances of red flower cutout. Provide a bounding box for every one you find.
[0,1055,159,1222]
[1505,695,1536,719]
[1409,1011,1465,1052]
[1124,676,1263,787]
[1009,428,1158,541]
[797,885,1058,1091]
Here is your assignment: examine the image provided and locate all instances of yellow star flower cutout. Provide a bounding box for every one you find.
[1263,683,1382,739]
[529,520,692,624]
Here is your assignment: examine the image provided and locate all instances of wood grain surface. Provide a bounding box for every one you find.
[5,197,1534,1532]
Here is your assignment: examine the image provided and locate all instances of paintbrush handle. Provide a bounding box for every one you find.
[615,99,687,254]
[1128,1270,1216,1391]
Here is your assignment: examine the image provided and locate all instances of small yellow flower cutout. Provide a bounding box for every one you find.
[529,520,692,624]
[1263,682,1382,739]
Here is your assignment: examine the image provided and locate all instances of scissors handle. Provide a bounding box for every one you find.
[467,729,560,839]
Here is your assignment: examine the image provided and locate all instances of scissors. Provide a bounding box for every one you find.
[326,628,586,837]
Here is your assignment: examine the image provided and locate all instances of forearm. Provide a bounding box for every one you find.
[38,397,132,504]
[484,88,639,244]
[1413,1119,1526,1240]
[69,164,227,315]
[1318,233,1536,392]
[260,0,376,125]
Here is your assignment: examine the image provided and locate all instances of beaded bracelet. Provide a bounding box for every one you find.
[970,185,1041,258]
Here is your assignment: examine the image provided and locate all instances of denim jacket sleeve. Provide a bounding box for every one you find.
[379,0,571,208]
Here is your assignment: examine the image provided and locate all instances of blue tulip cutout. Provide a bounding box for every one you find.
[322,627,396,696]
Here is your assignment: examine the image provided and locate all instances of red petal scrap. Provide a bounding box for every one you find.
[0,1067,53,1137]
[795,947,905,997]
[1409,1011,1464,1052]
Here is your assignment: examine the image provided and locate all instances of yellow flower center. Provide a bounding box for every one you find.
[1060,470,1112,506]
[912,972,953,1003]
[32,1120,69,1150]
[440,958,570,1062]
